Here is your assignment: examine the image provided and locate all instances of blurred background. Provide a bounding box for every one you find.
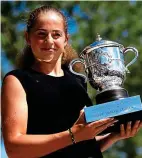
[1,1,142,158]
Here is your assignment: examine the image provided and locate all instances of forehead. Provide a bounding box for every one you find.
[33,11,64,31]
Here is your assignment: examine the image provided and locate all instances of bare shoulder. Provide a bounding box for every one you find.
[2,74,28,137]
[2,74,26,95]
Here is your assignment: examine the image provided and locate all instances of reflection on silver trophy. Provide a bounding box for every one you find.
[69,34,138,104]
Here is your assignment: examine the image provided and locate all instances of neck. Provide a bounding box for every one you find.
[32,58,64,77]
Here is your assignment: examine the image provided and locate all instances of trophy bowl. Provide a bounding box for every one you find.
[69,34,142,133]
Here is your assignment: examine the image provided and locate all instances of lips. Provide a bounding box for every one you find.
[41,48,56,52]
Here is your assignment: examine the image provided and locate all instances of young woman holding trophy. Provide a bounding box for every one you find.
[1,5,142,158]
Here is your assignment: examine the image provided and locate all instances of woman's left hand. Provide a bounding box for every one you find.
[110,120,142,143]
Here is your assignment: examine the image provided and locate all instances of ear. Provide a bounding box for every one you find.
[24,31,31,45]
[64,34,70,47]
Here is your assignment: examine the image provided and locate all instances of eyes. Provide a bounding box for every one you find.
[36,30,62,39]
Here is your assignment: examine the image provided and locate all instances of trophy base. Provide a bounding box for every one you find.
[95,89,142,134]
[101,110,142,134]
[96,88,129,104]
[84,95,142,134]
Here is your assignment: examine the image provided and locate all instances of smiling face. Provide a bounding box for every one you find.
[26,11,68,63]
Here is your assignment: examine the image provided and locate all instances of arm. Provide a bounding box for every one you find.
[2,75,118,158]
[96,121,142,152]
[1,75,73,158]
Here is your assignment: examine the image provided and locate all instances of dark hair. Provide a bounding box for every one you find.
[26,5,68,34]
[16,5,82,72]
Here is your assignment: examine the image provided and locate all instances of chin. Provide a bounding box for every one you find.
[37,56,56,63]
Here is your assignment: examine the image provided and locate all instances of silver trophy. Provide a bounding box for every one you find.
[69,34,138,104]
[69,34,142,132]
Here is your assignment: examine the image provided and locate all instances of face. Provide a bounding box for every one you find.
[26,11,68,63]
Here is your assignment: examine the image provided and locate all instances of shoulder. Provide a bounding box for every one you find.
[4,69,25,79]
[2,69,26,91]
[3,69,23,84]
[2,74,27,106]
[2,69,28,93]
[3,68,30,83]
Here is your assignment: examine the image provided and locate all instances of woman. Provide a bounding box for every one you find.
[2,5,142,158]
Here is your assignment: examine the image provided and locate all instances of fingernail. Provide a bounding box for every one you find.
[113,120,119,123]
[110,118,114,120]
[110,124,114,126]
[107,123,114,127]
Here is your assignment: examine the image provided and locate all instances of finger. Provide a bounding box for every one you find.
[79,110,85,119]
[139,121,142,128]
[120,124,125,136]
[131,120,140,135]
[95,124,109,135]
[95,120,117,135]
[98,119,118,128]
[93,118,115,127]
[80,109,84,115]
[74,110,85,124]
[126,121,132,136]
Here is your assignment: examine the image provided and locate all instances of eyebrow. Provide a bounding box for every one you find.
[35,29,63,33]
[34,29,47,32]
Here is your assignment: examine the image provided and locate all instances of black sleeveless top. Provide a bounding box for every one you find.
[5,67,103,158]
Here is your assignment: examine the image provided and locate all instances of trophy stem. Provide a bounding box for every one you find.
[96,88,129,104]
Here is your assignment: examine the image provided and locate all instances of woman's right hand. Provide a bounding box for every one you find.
[71,109,117,142]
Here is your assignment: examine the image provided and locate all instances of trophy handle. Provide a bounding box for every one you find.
[123,47,138,73]
[68,58,88,82]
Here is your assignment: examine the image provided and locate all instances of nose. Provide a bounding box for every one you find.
[44,34,53,44]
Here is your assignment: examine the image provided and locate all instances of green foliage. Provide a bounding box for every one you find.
[1,1,142,158]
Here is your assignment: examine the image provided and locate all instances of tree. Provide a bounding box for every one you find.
[1,1,142,158]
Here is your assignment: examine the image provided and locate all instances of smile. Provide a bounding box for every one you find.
[41,48,56,52]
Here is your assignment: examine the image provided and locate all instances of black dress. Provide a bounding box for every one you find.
[5,67,103,158]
